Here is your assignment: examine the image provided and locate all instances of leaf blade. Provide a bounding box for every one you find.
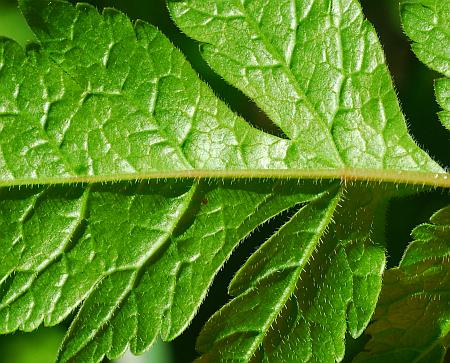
[169,0,442,172]
[195,184,389,362]
[0,0,448,362]
[401,0,450,132]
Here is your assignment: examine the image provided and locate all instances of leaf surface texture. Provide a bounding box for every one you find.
[0,0,447,362]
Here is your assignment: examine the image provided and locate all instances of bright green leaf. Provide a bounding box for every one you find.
[0,0,448,362]
[168,0,441,171]
[400,0,450,77]
[401,0,450,131]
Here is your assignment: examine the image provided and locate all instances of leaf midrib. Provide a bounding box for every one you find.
[1,168,449,188]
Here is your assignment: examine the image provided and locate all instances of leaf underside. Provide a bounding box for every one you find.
[0,0,448,362]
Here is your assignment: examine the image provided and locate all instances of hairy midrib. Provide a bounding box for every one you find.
[0,168,450,189]
[1,168,449,188]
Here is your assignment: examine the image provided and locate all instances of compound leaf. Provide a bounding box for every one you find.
[0,0,448,362]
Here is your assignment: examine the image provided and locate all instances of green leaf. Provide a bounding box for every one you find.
[400,0,450,131]
[168,0,441,171]
[0,0,448,362]
[355,205,450,363]
[3,0,292,181]
[196,185,388,362]
[1,179,334,361]
[400,0,450,77]
[59,181,334,361]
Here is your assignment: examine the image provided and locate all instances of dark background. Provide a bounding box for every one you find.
[0,0,449,362]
